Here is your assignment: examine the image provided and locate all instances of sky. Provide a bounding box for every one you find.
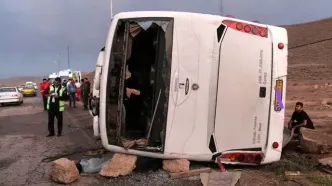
[0,0,331,79]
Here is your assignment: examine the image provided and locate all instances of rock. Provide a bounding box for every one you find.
[162,159,190,173]
[314,84,319,89]
[299,128,332,154]
[321,98,332,106]
[50,158,79,184]
[99,153,137,177]
[318,157,332,168]
[200,171,241,186]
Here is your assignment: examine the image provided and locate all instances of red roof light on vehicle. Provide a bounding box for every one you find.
[278,43,284,49]
[236,23,243,30]
[222,20,268,38]
[244,25,251,33]
[253,20,260,23]
[226,15,234,18]
[272,142,279,149]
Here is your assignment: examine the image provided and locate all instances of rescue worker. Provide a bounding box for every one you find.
[39,78,50,110]
[43,77,68,137]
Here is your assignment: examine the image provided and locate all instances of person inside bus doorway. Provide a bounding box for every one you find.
[43,77,68,137]
[288,102,315,134]
[123,65,147,134]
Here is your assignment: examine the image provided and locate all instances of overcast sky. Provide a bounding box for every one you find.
[0,0,331,78]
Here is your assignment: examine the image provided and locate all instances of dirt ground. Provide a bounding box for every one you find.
[0,87,331,186]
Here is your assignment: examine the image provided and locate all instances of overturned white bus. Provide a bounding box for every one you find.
[89,11,288,165]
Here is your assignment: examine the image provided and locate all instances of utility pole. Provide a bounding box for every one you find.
[55,54,61,72]
[220,0,223,15]
[67,45,70,69]
[110,0,113,18]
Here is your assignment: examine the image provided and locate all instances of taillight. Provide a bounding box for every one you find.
[222,20,268,38]
[220,152,263,164]
[272,142,279,149]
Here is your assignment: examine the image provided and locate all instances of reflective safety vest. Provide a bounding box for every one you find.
[47,85,65,112]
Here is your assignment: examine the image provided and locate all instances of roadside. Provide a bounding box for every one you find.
[1,86,332,185]
[0,96,105,186]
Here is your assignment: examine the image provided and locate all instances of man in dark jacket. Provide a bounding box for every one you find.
[82,78,91,110]
[43,77,68,137]
[80,79,85,104]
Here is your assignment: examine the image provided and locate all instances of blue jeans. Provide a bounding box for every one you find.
[69,93,76,107]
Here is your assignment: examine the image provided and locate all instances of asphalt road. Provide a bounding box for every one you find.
[0,95,203,186]
[0,95,105,186]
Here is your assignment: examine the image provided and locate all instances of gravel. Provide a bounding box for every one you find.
[107,170,201,186]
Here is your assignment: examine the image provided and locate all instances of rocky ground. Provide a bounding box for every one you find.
[0,90,331,186]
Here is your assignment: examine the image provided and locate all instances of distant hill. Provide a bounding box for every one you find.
[0,76,43,87]
[282,17,332,80]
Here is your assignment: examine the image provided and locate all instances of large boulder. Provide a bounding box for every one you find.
[50,158,79,184]
[299,128,332,154]
[162,159,190,173]
[99,153,137,177]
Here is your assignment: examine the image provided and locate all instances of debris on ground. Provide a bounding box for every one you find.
[50,158,79,184]
[99,153,137,177]
[169,167,211,179]
[284,171,301,176]
[200,171,241,186]
[318,157,332,174]
[162,159,190,173]
[299,128,332,154]
[121,138,148,149]
[80,157,107,173]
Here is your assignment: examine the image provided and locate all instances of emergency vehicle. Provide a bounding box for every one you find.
[48,69,83,100]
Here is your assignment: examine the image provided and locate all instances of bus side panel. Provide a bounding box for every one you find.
[262,26,288,164]
[164,15,213,155]
[164,15,199,154]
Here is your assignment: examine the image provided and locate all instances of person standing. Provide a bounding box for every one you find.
[80,79,85,104]
[68,79,77,108]
[75,80,81,89]
[39,78,50,110]
[43,77,68,137]
[82,78,91,110]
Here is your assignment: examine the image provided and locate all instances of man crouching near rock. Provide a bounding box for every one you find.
[288,102,315,134]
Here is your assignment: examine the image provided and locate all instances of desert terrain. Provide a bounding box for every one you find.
[1,17,332,185]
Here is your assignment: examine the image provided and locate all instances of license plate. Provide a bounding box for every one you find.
[274,80,283,111]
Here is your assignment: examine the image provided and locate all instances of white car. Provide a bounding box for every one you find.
[0,87,24,106]
[18,85,25,92]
